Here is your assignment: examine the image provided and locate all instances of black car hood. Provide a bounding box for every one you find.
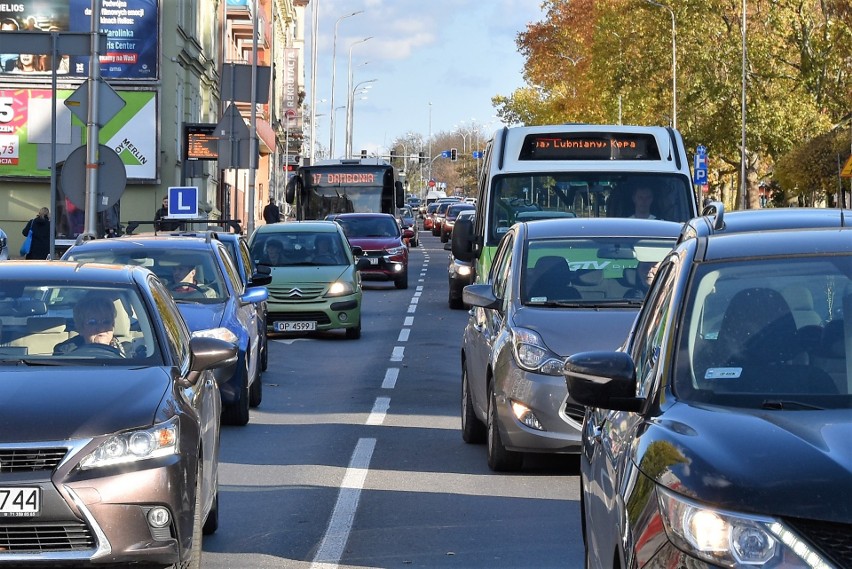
[513,307,638,356]
[0,367,170,442]
[640,402,852,522]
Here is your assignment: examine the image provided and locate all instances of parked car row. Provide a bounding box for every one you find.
[455,205,852,569]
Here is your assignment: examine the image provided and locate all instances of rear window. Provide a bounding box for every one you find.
[519,132,661,161]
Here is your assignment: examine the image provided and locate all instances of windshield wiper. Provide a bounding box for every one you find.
[0,359,65,366]
[761,400,824,411]
[527,300,586,308]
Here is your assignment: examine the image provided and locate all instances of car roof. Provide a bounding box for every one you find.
[252,220,340,235]
[66,233,218,252]
[334,213,395,220]
[1,260,144,284]
[680,203,850,243]
[520,217,684,240]
[699,227,852,262]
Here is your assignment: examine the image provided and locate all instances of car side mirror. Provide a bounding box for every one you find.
[462,283,500,310]
[402,228,414,239]
[249,272,272,287]
[351,245,364,257]
[562,351,643,412]
[451,218,477,263]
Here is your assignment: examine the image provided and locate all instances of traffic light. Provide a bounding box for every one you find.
[361,149,368,159]
[419,151,425,164]
[450,148,458,161]
[284,164,296,172]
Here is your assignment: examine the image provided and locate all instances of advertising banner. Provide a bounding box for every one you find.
[0,0,158,80]
[282,47,300,130]
[0,88,157,180]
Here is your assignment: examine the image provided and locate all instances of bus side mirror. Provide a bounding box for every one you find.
[451,218,477,262]
[285,176,302,205]
[395,181,405,207]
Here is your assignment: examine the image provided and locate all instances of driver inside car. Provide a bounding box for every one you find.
[54,295,126,356]
[169,260,217,298]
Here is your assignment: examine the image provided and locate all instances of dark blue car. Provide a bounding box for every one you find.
[64,232,268,426]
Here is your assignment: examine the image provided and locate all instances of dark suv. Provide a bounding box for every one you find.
[335,213,412,289]
[564,206,852,568]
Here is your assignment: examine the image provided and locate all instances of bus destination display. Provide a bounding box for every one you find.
[310,170,383,186]
[520,132,661,161]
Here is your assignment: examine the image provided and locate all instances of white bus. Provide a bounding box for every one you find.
[453,124,699,280]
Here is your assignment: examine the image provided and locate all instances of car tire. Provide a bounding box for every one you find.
[461,367,486,443]
[449,283,464,309]
[440,229,449,243]
[202,480,218,536]
[395,270,408,289]
[249,371,262,408]
[222,363,250,426]
[174,465,204,569]
[345,319,361,339]
[432,227,440,237]
[487,386,523,471]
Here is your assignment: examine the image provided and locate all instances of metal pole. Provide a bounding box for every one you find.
[427,102,432,184]
[646,1,676,129]
[247,0,259,235]
[83,1,102,239]
[309,0,319,163]
[330,11,362,159]
[49,32,58,258]
[740,0,747,210]
[344,37,371,159]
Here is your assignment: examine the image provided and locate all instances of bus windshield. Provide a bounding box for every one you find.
[487,171,692,246]
[290,162,400,220]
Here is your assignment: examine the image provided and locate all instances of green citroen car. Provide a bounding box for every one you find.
[248,221,368,339]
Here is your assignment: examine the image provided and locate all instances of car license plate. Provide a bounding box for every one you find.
[368,258,379,265]
[0,487,40,517]
[274,321,316,332]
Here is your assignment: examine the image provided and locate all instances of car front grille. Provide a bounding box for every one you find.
[0,448,67,473]
[268,284,326,302]
[0,522,94,551]
[270,312,332,325]
[783,517,852,568]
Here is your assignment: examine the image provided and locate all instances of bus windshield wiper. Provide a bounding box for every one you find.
[761,400,824,410]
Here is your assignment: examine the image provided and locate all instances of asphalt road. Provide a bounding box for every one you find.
[203,231,584,569]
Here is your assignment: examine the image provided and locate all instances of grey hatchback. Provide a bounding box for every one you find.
[461,217,681,471]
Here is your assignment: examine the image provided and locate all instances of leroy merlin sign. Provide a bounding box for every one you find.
[0,89,157,180]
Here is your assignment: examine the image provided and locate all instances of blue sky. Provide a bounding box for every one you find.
[306,0,545,159]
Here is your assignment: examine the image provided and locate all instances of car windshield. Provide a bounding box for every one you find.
[336,217,400,239]
[66,248,228,304]
[251,232,349,267]
[522,237,675,306]
[675,255,852,409]
[0,281,161,364]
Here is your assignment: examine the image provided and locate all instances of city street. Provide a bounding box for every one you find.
[203,232,584,568]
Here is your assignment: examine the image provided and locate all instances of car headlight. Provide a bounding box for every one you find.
[385,245,407,256]
[192,327,238,344]
[457,265,472,277]
[511,327,563,375]
[80,417,179,470]
[326,280,355,297]
[657,486,832,568]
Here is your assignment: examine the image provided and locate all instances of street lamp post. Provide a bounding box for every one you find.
[308,0,319,164]
[646,0,676,129]
[345,37,372,158]
[347,79,376,157]
[329,10,362,159]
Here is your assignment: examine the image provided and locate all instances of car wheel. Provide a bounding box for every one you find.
[487,386,523,471]
[440,229,448,243]
[395,270,408,289]
[461,366,486,443]
[222,363,250,426]
[345,318,361,339]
